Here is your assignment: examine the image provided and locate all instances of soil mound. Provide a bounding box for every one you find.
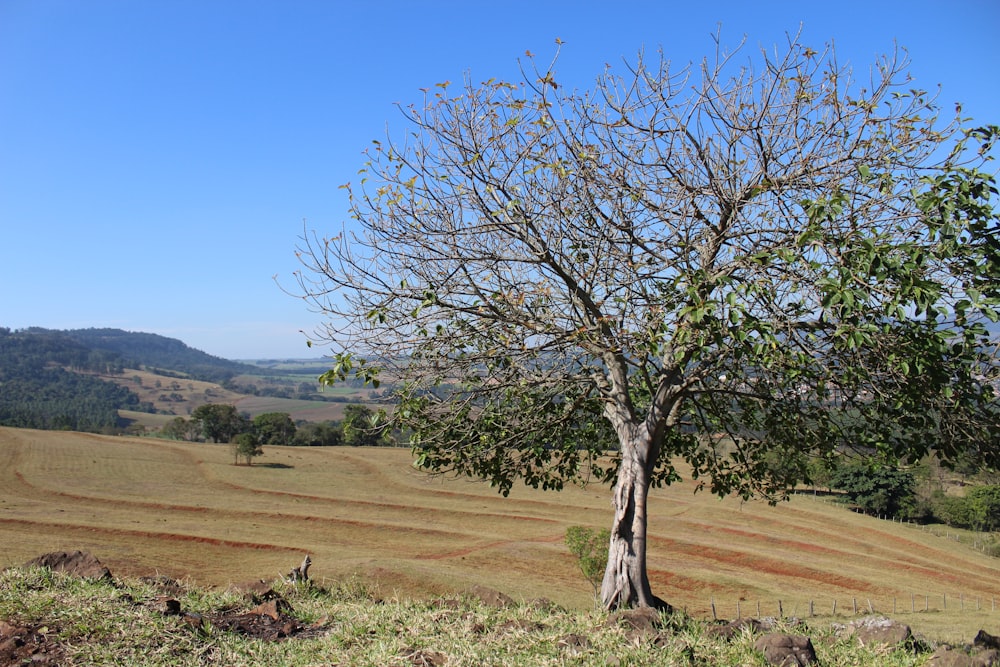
[23,550,112,580]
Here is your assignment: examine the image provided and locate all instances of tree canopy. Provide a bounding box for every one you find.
[295,33,1000,609]
[191,404,247,443]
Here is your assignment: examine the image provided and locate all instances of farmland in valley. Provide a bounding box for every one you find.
[2,426,999,643]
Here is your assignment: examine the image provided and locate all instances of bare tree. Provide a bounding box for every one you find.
[294,33,999,609]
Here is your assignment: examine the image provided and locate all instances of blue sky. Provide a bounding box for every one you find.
[2,1,998,360]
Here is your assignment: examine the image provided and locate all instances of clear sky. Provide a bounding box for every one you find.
[2,1,998,360]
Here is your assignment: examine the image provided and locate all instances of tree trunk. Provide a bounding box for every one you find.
[600,434,672,611]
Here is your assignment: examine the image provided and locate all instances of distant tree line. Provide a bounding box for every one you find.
[0,328,151,432]
[157,403,399,449]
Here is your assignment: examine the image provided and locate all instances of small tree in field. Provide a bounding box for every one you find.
[294,33,1000,609]
[232,433,262,466]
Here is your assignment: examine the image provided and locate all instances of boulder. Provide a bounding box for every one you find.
[926,645,1000,667]
[608,607,663,635]
[976,631,1000,652]
[754,633,817,666]
[841,616,912,649]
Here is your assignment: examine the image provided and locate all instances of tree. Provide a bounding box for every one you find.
[294,34,1000,609]
[935,484,1000,532]
[964,485,1000,532]
[253,412,297,445]
[292,421,344,446]
[191,404,247,443]
[159,416,200,441]
[232,432,263,465]
[830,461,917,518]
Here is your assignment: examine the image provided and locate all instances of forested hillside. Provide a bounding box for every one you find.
[0,328,150,431]
[55,327,261,383]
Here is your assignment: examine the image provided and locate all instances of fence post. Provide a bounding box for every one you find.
[711,597,717,620]
[852,598,857,615]
[736,600,741,619]
[832,600,837,615]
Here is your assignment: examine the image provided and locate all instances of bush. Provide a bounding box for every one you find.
[565,526,609,602]
[232,433,262,466]
[932,485,1000,532]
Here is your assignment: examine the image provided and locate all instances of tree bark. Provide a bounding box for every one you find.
[600,434,672,611]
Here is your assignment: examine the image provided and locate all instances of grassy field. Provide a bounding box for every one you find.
[101,368,368,429]
[2,426,1000,645]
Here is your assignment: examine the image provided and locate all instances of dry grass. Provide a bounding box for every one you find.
[2,426,999,645]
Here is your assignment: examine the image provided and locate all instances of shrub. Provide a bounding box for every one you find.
[565,526,609,602]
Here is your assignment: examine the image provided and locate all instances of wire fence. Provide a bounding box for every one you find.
[811,496,1000,557]
[706,592,1000,621]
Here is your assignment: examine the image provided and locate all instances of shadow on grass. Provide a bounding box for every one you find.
[249,463,295,469]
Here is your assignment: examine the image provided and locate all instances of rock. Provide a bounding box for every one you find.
[399,647,447,666]
[557,633,591,653]
[608,607,663,635]
[0,621,65,666]
[976,631,1000,651]
[249,598,294,621]
[496,619,544,633]
[754,633,817,666]
[233,579,279,602]
[842,616,912,649]
[140,575,186,596]
[977,649,1000,666]
[23,550,111,580]
[154,597,182,616]
[527,597,560,611]
[462,585,514,608]
[706,617,774,640]
[928,646,1000,667]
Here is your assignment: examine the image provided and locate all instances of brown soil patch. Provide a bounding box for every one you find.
[0,621,65,666]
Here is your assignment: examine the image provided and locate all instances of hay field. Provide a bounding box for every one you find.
[2,426,999,642]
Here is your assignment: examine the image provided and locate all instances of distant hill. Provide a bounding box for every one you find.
[0,327,149,431]
[30,327,262,384]
[0,326,282,433]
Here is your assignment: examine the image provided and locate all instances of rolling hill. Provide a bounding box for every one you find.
[2,426,999,643]
[0,326,358,433]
